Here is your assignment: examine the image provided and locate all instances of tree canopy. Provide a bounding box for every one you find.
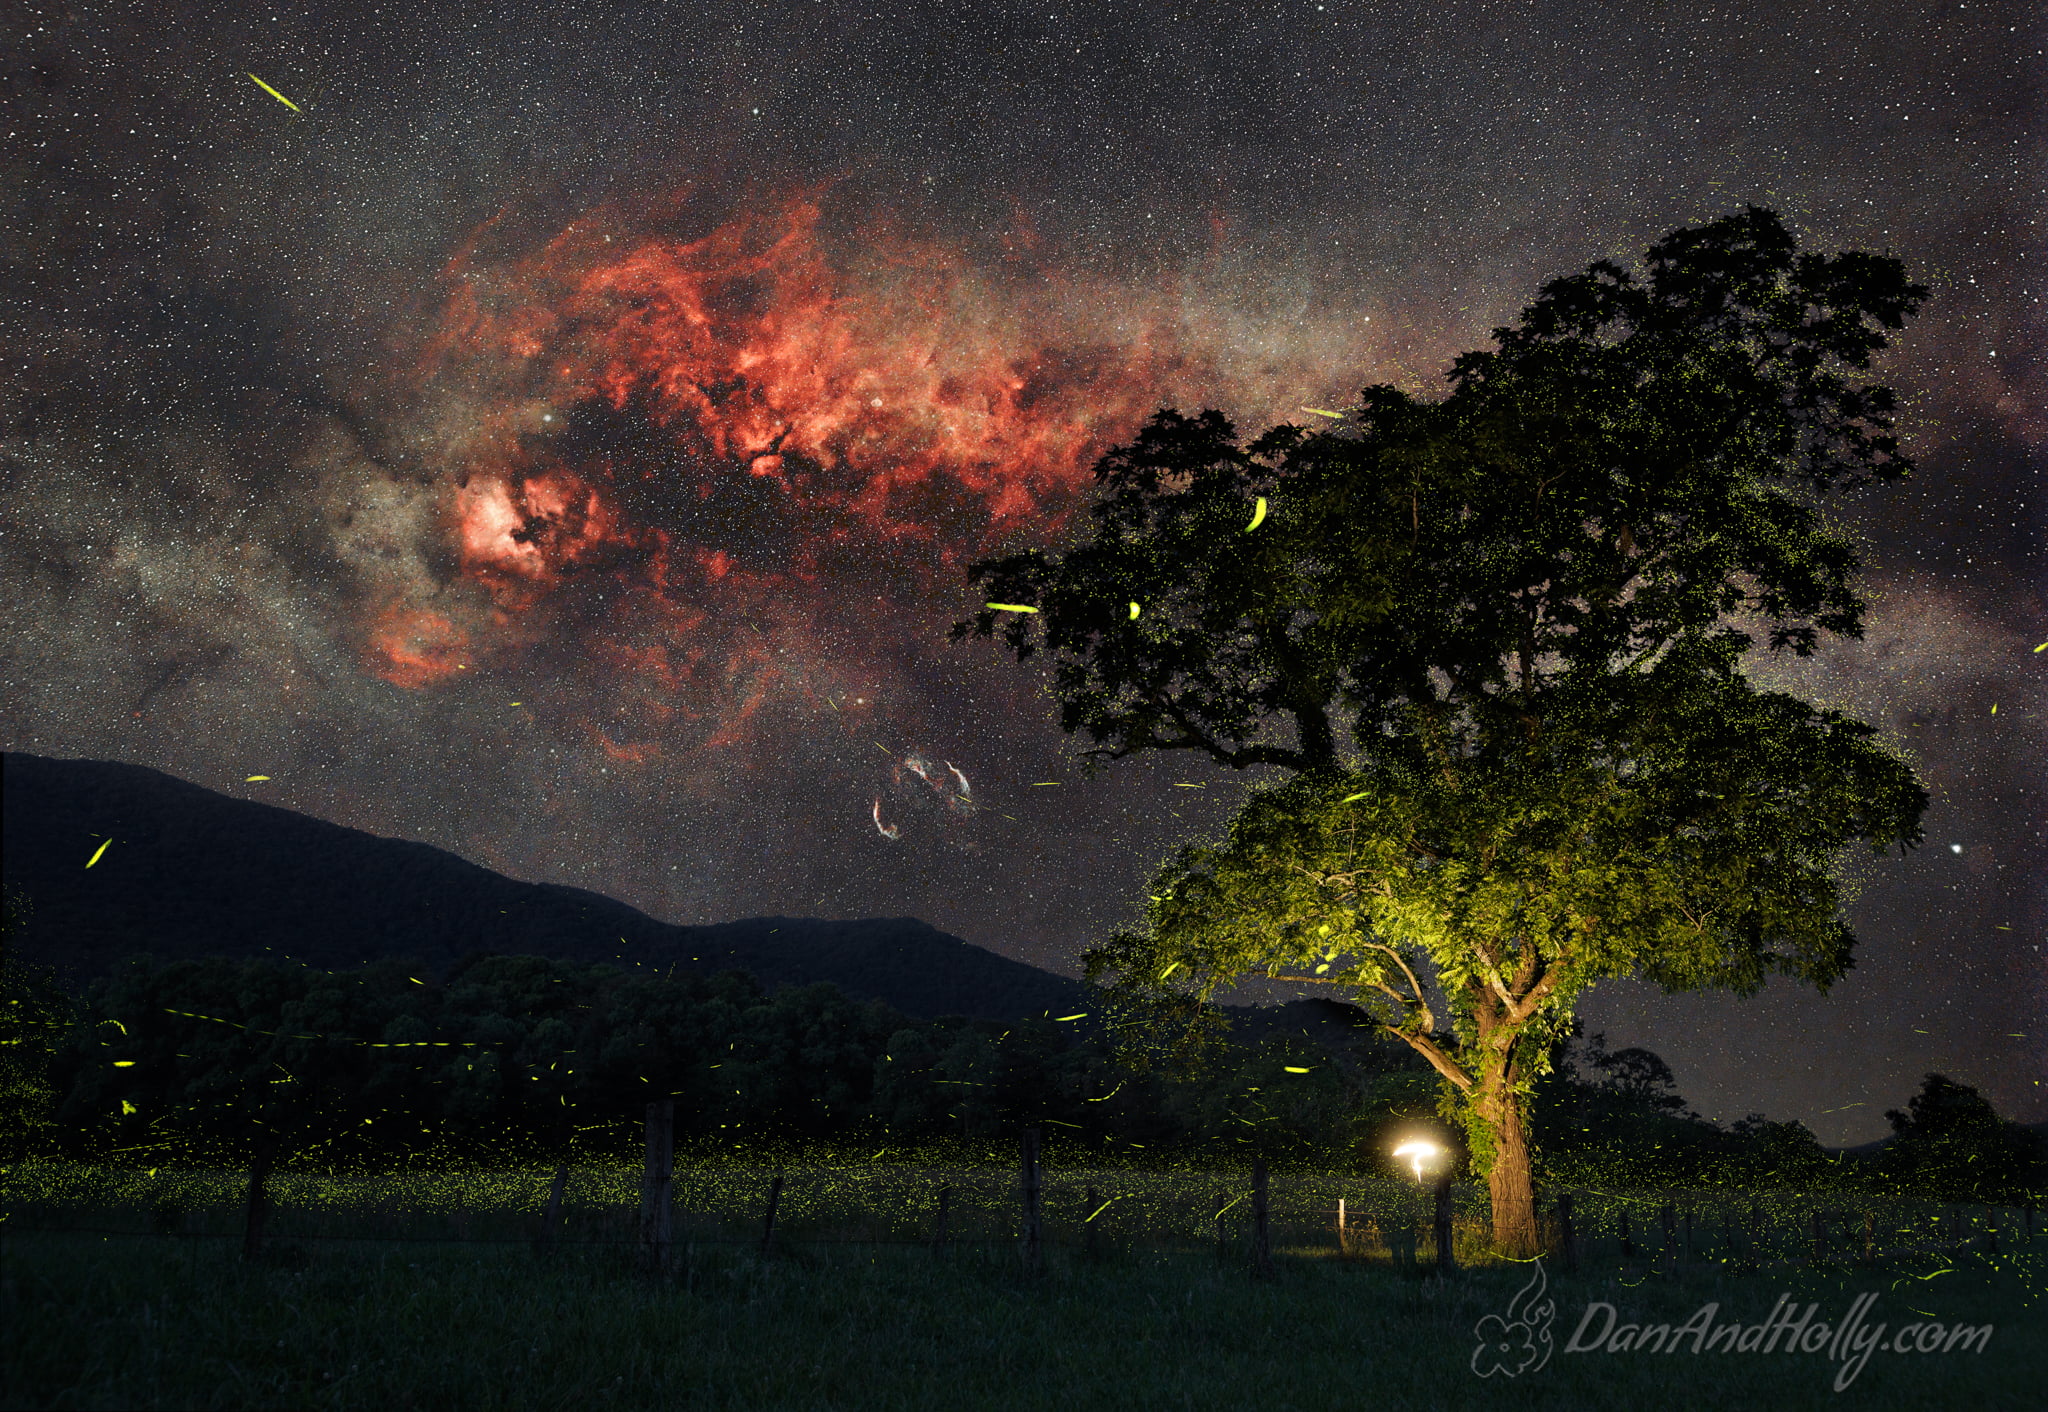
[953,207,1930,1255]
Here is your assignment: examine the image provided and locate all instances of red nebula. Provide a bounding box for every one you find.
[381,185,1212,766]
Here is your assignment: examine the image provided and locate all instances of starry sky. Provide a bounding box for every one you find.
[3,0,2041,1144]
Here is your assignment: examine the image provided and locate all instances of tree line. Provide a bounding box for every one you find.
[1530,1030,2045,1202]
[4,909,2039,1201]
[3,940,1432,1172]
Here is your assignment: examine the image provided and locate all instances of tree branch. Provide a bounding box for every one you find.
[1382,1025,1473,1092]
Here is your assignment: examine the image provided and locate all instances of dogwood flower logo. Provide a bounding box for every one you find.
[1472,1259,1556,1378]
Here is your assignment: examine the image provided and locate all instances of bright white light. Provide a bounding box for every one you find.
[1392,1138,1441,1182]
[1951,844,1963,854]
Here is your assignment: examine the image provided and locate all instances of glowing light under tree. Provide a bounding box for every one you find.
[1393,1138,1441,1183]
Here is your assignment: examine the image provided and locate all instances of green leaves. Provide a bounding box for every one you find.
[1031,211,1929,1223]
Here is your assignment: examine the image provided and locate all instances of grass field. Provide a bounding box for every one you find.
[3,1163,2042,1411]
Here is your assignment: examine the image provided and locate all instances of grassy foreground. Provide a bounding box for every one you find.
[2,1224,2042,1411]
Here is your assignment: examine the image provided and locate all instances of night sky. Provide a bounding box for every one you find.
[3,0,2040,1144]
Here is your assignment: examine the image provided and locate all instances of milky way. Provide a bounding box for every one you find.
[2,0,2040,1142]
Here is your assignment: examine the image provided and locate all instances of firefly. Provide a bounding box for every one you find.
[1246,497,1267,531]
[247,73,301,112]
[986,602,1038,613]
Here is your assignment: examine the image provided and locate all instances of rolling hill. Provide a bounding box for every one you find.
[5,750,1402,1057]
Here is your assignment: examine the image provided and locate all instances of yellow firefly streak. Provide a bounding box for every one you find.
[1053,1014,1087,1022]
[1299,406,1343,419]
[1283,1066,1311,1073]
[1031,781,1061,786]
[114,1060,137,1068]
[986,602,1037,613]
[86,839,111,868]
[1158,960,1183,980]
[248,73,301,112]
[2035,642,2047,652]
[245,775,270,781]
[1246,497,1267,531]
[875,742,893,756]
[1129,601,1141,619]
[1339,791,1369,804]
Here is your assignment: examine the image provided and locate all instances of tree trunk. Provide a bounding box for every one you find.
[1481,1078,1539,1258]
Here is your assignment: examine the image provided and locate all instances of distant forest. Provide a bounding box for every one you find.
[4,925,2042,1201]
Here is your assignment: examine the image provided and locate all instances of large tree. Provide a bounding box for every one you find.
[952,207,1929,1256]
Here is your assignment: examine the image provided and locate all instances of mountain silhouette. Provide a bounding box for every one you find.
[3,752,1397,1057]
[1,752,1090,1021]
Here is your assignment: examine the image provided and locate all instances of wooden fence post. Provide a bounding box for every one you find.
[1861,1209,1875,1262]
[1433,1173,1455,1276]
[1251,1160,1274,1280]
[1020,1128,1043,1276]
[241,1136,278,1262]
[760,1172,784,1256]
[534,1162,569,1256]
[1557,1192,1577,1272]
[1617,1207,1634,1260]
[1336,1197,1348,1256]
[933,1183,951,1255]
[638,1100,673,1276]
